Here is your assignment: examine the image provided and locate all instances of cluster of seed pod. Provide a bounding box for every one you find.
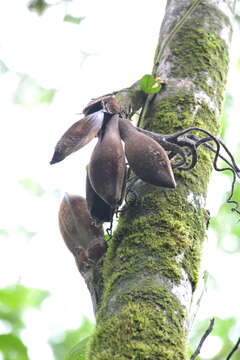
[51,96,176,225]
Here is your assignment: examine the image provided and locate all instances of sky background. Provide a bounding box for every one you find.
[0,1,240,359]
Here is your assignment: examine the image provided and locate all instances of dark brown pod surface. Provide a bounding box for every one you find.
[119,118,176,188]
[86,168,114,223]
[50,111,104,164]
[102,97,121,114]
[89,114,126,207]
[73,247,89,274]
[58,193,104,254]
[83,96,120,116]
[87,238,108,263]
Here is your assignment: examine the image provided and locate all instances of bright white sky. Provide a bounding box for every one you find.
[0,1,239,359]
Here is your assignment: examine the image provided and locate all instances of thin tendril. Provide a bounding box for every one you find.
[106,219,113,238]
[188,135,238,171]
[192,134,239,214]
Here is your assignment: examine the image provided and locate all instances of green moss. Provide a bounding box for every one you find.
[170,26,229,110]
[101,186,206,313]
[88,286,186,360]
[144,91,197,134]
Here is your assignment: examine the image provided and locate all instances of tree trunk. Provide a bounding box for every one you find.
[83,1,236,359]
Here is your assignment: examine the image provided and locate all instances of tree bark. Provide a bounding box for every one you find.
[81,1,236,359]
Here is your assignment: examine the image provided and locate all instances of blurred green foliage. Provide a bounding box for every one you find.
[189,317,240,360]
[64,15,85,25]
[0,60,8,74]
[0,283,94,360]
[0,285,49,360]
[0,334,29,360]
[50,318,94,360]
[0,285,49,313]
[28,0,50,15]
[220,94,233,139]
[19,178,46,197]
[28,0,85,25]
[211,181,240,252]
[14,75,56,107]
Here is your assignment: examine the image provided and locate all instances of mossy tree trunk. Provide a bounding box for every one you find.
[84,1,236,359]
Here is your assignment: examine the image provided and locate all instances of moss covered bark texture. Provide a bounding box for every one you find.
[86,1,234,360]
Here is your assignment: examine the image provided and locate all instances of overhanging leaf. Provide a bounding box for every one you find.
[0,309,24,332]
[65,336,90,360]
[0,334,29,360]
[0,285,50,312]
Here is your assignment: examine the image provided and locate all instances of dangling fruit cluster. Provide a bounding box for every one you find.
[51,96,176,224]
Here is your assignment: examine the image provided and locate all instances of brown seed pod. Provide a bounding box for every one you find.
[58,193,104,254]
[87,238,108,263]
[83,96,121,116]
[89,114,126,207]
[83,97,105,115]
[86,167,114,223]
[102,97,121,114]
[119,118,176,188]
[50,111,104,164]
[73,247,90,274]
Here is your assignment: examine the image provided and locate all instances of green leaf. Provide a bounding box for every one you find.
[0,309,24,332]
[0,334,29,360]
[65,336,90,360]
[140,74,162,94]
[28,0,49,16]
[104,234,111,242]
[0,285,49,312]
[64,15,85,25]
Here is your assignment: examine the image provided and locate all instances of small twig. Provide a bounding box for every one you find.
[226,337,240,360]
[190,318,215,360]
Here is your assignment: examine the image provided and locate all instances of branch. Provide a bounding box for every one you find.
[190,318,215,360]
[226,337,240,360]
